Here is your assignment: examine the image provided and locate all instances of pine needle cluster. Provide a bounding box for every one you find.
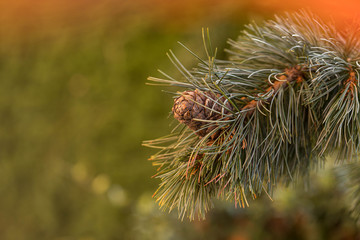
[143,11,360,220]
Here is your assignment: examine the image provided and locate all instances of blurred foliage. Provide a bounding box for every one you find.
[0,1,254,239]
[0,1,358,239]
[132,169,360,240]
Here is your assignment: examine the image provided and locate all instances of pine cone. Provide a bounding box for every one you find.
[172,89,234,139]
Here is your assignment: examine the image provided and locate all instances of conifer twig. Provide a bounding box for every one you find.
[144,10,360,220]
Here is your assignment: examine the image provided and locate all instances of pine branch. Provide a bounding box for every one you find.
[144,10,360,220]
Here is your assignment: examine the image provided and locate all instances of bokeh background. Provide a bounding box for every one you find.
[1,1,360,239]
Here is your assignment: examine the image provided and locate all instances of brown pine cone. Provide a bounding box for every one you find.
[172,89,234,139]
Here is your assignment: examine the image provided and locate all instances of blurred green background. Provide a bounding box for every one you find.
[0,1,359,239]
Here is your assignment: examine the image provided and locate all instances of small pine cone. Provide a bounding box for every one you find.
[172,89,234,138]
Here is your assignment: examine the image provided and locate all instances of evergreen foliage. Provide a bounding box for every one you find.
[336,163,360,223]
[144,11,360,220]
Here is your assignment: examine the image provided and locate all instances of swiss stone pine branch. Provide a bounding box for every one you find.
[143,11,360,220]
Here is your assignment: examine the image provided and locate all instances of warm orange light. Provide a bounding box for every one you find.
[255,0,360,25]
